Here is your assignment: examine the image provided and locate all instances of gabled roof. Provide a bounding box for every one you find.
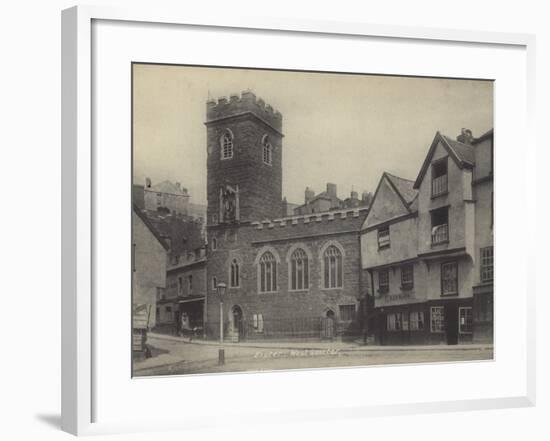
[384,172,418,208]
[442,135,475,165]
[133,205,170,250]
[413,132,475,189]
[368,172,418,217]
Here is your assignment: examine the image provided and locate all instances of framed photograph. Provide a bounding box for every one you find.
[62,5,536,436]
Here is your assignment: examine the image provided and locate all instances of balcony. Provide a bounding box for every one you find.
[431,224,448,245]
[432,174,448,197]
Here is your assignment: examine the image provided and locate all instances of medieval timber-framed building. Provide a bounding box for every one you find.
[361,129,494,345]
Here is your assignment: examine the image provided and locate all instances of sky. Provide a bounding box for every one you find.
[133,64,493,206]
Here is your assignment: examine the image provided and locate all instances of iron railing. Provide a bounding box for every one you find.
[431,224,448,244]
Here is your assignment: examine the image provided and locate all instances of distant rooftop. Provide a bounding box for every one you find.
[144,179,189,196]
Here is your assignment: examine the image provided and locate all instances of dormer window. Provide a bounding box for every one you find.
[431,157,448,197]
[220,129,234,159]
[262,135,272,165]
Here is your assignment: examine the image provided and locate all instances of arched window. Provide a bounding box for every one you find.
[259,251,277,292]
[323,245,343,288]
[220,130,234,159]
[230,259,240,288]
[290,248,309,291]
[262,135,272,165]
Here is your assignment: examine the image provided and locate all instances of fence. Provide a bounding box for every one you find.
[214,316,362,341]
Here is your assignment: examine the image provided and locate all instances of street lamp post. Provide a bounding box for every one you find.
[216,282,227,365]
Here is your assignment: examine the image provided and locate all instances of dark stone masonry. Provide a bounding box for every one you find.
[204,91,369,341]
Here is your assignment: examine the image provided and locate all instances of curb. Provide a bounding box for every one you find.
[147,333,493,352]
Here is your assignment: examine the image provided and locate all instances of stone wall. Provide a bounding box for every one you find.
[205,210,368,339]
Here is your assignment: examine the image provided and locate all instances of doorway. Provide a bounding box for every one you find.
[231,305,243,341]
[445,304,458,345]
[321,309,335,339]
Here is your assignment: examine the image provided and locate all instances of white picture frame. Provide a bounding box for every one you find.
[62,5,536,436]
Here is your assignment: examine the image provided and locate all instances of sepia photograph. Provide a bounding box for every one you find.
[131,63,494,377]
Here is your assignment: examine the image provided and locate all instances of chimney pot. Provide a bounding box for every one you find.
[305,187,315,204]
[457,128,474,144]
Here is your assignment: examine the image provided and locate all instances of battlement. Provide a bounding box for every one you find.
[250,207,368,230]
[206,90,282,132]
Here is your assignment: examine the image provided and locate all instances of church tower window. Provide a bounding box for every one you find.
[221,129,234,159]
[262,134,272,165]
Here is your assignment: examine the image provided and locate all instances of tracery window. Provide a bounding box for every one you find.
[290,248,309,291]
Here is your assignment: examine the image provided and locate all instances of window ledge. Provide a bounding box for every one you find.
[322,287,344,291]
[479,280,494,286]
[378,245,390,251]
[289,289,309,293]
[440,292,459,297]
[431,240,449,247]
[431,191,449,199]
[400,285,414,291]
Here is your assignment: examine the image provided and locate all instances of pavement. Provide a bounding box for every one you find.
[146,331,493,351]
[133,332,494,377]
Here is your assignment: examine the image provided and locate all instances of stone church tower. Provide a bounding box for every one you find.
[205,90,283,225]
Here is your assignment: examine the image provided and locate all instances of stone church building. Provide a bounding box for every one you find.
[204,91,371,341]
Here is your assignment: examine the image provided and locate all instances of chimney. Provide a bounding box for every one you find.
[362,191,373,203]
[145,177,151,188]
[305,187,315,204]
[351,189,358,201]
[326,183,337,199]
[457,128,474,145]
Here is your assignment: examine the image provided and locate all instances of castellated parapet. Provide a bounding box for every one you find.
[250,207,367,230]
[206,90,283,133]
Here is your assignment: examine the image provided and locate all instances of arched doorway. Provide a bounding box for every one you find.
[230,305,244,342]
[321,309,336,339]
